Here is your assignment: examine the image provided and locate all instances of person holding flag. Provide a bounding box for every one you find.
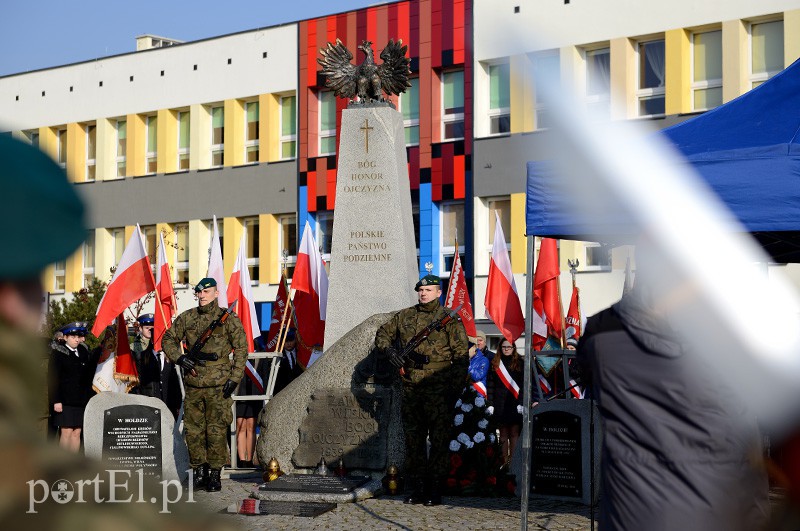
[487,338,524,467]
[162,277,248,492]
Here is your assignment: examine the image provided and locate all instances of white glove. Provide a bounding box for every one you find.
[517,404,524,414]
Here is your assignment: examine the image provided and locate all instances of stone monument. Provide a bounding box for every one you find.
[84,392,189,483]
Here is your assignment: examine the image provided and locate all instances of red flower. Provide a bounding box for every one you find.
[486,476,497,486]
[450,454,463,468]
[446,478,457,488]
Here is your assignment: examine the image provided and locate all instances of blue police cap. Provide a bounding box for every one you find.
[60,321,88,336]
[137,313,154,325]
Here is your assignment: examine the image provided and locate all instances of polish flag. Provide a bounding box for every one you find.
[92,225,156,336]
[227,231,261,353]
[484,213,525,343]
[208,215,228,308]
[264,274,291,352]
[445,246,477,337]
[292,221,328,368]
[153,231,175,351]
[533,238,563,350]
[92,314,139,393]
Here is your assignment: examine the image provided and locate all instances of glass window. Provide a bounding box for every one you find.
[211,106,224,167]
[488,198,511,246]
[693,30,723,110]
[174,223,189,284]
[116,120,127,178]
[280,95,297,159]
[440,202,465,274]
[442,70,465,140]
[178,111,190,170]
[53,260,66,292]
[316,212,334,261]
[245,101,259,163]
[533,53,559,129]
[279,214,297,278]
[146,115,157,174]
[586,47,611,118]
[488,63,510,135]
[637,40,666,116]
[57,129,67,168]
[751,20,784,88]
[319,91,336,156]
[585,243,611,269]
[24,130,39,148]
[82,231,95,288]
[85,124,96,181]
[244,218,260,283]
[401,78,420,145]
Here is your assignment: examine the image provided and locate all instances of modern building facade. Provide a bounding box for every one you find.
[2,0,799,343]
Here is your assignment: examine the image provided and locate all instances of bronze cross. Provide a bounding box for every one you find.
[360,119,373,153]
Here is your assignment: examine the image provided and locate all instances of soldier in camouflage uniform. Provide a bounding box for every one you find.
[375,274,468,506]
[162,278,247,492]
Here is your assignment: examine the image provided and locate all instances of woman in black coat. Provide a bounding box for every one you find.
[486,338,523,466]
[48,322,96,452]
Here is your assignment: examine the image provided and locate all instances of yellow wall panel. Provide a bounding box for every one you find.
[665,29,691,115]
[156,223,175,271]
[786,9,800,67]
[510,193,527,274]
[722,19,749,103]
[224,99,245,167]
[39,127,59,163]
[260,214,280,284]
[261,93,280,163]
[609,37,636,119]
[94,228,114,284]
[510,54,534,134]
[126,114,146,177]
[124,225,136,244]
[64,245,83,293]
[188,219,210,286]
[42,264,55,294]
[66,122,86,183]
[157,109,178,174]
[223,216,244,279]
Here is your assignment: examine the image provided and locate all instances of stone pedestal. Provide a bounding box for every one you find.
[323,106,418,348]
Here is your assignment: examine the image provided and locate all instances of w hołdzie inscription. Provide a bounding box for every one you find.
[293,388,391,470]
[531,410,582,497]
[102,404,163,479]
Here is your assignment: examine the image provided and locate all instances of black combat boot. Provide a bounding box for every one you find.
[207,468,222,492]
[192,464,209,490]
[404,477,426,504]
[424,477,442,506]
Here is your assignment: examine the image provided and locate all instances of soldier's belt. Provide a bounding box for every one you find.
[192,352,219,361]
[422,360,452,370]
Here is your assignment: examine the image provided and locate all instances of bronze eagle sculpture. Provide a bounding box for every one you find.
[317,39,412,105]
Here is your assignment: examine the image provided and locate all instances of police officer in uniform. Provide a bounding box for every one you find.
[162,278,247,492]
[375,274,468,506]
[131,314,181,420]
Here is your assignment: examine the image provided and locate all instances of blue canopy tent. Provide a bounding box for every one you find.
[525,58,800,262]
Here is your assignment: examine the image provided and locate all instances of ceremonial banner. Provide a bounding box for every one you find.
[445,246,477,337]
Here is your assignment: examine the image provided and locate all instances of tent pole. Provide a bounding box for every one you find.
[521,234,536,531]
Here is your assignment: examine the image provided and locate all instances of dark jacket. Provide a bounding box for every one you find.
[577,287,769,531]
[486,358,523,425]
[132,341,182,418]
[48,343,96,407]
[272,348,303,395]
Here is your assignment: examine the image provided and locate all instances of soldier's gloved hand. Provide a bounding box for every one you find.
[176,355,197,372]
[222,379,237,399]
[386,347,405,369]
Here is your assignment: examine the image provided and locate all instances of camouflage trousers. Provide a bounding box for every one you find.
[401,376,455,479]
[184,385,232,468]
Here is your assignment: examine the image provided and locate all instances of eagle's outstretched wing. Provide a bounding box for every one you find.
[317,38,357,99]
[378,39,412,96]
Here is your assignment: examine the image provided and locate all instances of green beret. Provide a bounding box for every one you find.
[415,274,441,291]
[1,135,85,279]
[194,277,218,292]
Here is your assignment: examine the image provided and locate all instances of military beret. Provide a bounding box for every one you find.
[137,313,154,325]
[60,321,88,336]
[415,274,441,291]
[0,135,86,279]
[194,277,217,292]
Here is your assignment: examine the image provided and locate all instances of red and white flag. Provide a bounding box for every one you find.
[244,360,265,394]
[92,225,156,336]
[292,221,328,368]
[153,231,175,351]
[228,231,261,353]
[208,215,228,308]
[484,213,524,343]
[445,246,477,337]
[533,237,563,350]
[264,274,291,352]
[565,285,581,344]
[538,373,553,394]
[93,314,139,393]
[495,359,520,400]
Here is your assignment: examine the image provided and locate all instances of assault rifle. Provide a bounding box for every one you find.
[390,304,462,375]
[186,299,239,365]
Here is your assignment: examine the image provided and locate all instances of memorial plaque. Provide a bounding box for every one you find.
[259,474,371,494]
[531,410,582,497]
[293,388,391,470]
[102,404,163,479]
